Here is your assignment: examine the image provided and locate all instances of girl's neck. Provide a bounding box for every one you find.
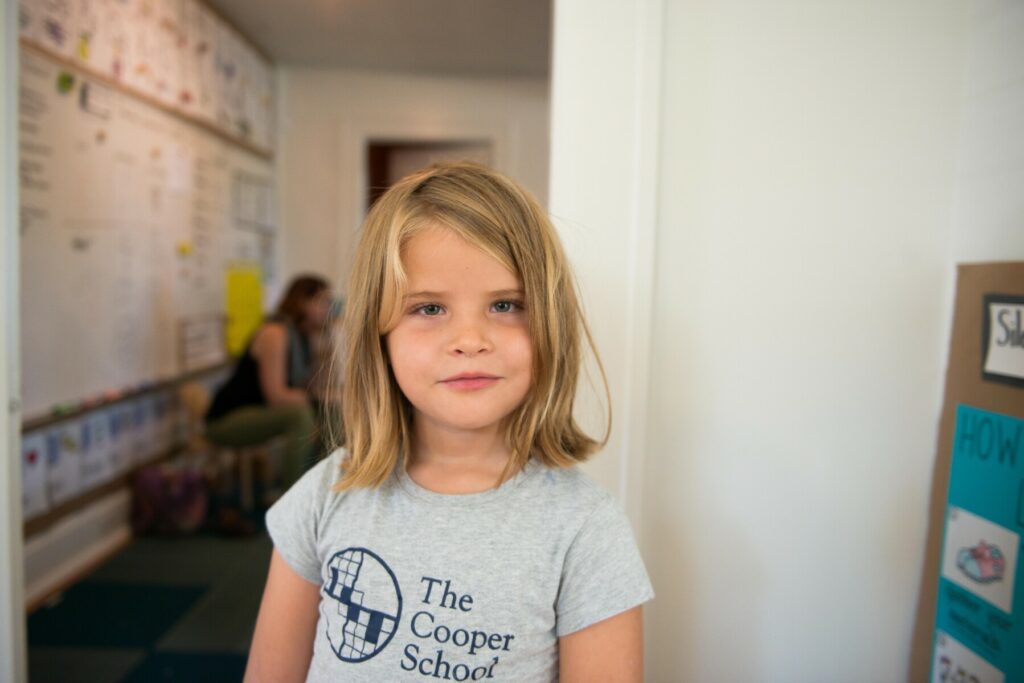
[406,419,513,494]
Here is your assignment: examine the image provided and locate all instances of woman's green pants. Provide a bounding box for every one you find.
[204,402,319,489]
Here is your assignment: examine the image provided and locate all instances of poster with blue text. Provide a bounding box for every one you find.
[932,405,1024,683]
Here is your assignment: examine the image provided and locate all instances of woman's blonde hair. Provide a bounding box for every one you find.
[329,161,609,489]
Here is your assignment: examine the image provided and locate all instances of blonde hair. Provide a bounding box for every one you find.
[329,161,609,490]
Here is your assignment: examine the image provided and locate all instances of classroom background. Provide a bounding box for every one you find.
[1,0,1023,681]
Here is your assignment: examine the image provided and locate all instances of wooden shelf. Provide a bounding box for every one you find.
[22,361,231,432]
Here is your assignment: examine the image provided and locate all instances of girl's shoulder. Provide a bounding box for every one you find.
[311,447,348,487]
[277,448,349,505]
[522,460,621,520]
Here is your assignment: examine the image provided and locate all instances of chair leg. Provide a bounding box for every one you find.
[239,450,254,511]
[214,449,235,497]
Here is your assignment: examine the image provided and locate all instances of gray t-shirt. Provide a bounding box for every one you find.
[265,449,654,682]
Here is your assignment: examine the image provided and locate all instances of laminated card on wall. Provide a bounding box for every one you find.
[931,406,1023,682]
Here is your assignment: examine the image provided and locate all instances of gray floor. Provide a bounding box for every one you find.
[93,533,273,653]
[29,647,148,683]
[28,531,273,683]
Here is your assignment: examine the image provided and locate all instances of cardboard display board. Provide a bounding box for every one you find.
[911,263,1024,682]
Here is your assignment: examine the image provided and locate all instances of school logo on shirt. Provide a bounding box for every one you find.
[322,550,517,678]
[323,547,403,662]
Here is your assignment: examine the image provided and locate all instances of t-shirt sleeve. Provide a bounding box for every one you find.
[555,493,655,637]
[264,455,335,585]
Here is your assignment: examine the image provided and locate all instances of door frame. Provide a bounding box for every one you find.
[1,0,27,680]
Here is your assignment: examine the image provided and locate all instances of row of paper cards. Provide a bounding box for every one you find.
[22,390,183,519]
[18,0,274,150]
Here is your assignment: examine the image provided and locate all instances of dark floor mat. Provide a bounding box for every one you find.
[121,651,247,683]
[28,582,208,649]
[28,646,147,683]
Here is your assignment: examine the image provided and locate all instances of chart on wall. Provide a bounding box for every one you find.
[18,46,277,420]
[17,0,275,150]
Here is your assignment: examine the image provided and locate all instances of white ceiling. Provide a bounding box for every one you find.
[205,0,552,77]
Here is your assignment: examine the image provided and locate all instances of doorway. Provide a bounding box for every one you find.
[365,140,494,210]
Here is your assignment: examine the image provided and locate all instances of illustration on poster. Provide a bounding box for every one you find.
[957,541,1006,584]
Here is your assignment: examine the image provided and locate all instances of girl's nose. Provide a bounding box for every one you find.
[450,318,492,356]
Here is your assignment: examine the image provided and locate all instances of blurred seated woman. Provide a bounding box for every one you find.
[205,275,332,494]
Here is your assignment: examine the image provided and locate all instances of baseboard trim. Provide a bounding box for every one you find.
[23,489,132,613]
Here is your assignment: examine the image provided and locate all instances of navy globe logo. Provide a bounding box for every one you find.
[323,548,403,662]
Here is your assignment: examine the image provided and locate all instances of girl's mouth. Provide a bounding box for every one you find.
[439,373,501,390]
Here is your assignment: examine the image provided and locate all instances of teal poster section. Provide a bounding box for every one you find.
[932,405,1024,683]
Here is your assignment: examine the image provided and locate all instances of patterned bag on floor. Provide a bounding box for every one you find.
[131,464,208,535]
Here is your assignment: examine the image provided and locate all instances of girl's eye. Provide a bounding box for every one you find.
[491,300,522,313]
[414,303,444,316]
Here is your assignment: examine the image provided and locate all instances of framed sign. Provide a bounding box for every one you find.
[983,294,1024,388]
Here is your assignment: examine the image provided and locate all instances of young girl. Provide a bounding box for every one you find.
[245,162,653,682]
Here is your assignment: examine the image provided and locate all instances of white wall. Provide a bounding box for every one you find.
[1,0,27,680]
[276,68,550,296]
[548,0,1014,681]
[644,2,968,680]
[948,1,1024,264]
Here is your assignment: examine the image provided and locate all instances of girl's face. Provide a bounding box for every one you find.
[385,225,533,440]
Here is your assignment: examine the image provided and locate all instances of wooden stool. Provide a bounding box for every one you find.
[178,382,273,512]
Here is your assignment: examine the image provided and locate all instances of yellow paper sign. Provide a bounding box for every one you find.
[225,265,263,356]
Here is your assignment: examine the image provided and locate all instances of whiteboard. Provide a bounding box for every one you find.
[19,47,278,419]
